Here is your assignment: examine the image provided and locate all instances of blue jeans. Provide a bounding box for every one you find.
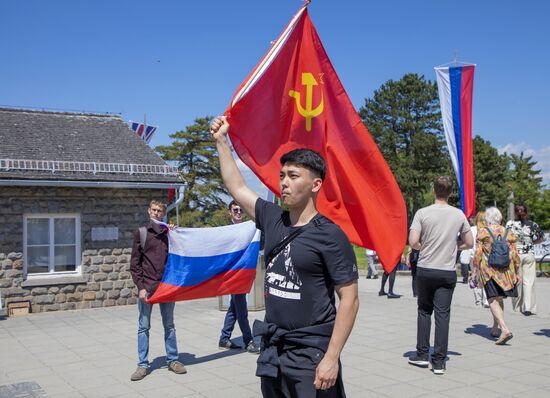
[219,294,252,346]
[137,299,178,368]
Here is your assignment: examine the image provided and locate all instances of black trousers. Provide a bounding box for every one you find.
[411,263,418,297]
[460,262,469,283]
[260,347,345,398]
[416,267,456,364]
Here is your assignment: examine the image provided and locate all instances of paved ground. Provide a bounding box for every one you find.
[1,275,550,398]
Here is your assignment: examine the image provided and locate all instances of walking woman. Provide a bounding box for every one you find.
[469,211,488,307]
[507,203,544,315]
[473,207,520,345]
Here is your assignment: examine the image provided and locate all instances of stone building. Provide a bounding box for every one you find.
[0,107,183,315]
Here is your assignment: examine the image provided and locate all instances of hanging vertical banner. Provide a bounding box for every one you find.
[435,64,476,219]
[225,3,407,272]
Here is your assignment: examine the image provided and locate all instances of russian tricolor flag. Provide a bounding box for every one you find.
[435,64,476,219]
[147,221,261,304]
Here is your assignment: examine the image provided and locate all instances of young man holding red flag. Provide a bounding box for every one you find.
[210,116,359,397]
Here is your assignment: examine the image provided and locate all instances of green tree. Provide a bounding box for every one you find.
[530,189,550,230]
[472,136,510,210]
[359,73,449,222]
[155,117,230,226]
[506,152,545,226]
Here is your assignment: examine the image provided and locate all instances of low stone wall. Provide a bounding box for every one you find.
[0,248,138,313]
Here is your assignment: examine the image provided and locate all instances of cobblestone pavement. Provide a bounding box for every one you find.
[1,275,550,397]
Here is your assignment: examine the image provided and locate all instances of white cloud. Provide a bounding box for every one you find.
[498,143,550,187]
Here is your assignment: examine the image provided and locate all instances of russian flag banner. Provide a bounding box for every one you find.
[147,221,261,304]
[435,64,476,219]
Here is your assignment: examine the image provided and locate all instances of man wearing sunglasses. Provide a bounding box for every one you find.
[218,200,261,354]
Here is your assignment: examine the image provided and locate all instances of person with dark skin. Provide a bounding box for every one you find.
[378,263,401,299]
[506,204,544,315]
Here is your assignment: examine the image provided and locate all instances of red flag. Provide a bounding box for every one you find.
[167,188,176,203]
[225,5,407,272]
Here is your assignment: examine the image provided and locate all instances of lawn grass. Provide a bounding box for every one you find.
[353,245,367,270]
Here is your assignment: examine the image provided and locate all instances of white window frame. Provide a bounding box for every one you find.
[23,213,82,279]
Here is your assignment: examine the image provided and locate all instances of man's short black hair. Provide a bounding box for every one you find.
[228,200,238,210]
[280,148,326,180]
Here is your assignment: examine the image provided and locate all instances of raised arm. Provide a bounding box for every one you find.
[210,116,259,220]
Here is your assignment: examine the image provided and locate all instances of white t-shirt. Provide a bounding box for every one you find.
[459,225,477,264]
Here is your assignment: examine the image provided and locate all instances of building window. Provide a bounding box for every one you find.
[24,214,81,276]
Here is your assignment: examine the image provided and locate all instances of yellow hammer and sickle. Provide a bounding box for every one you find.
[289,72,324,132]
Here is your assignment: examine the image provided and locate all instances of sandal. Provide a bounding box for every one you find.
[495,333,513,345]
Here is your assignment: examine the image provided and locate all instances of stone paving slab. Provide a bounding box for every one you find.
[1,275,550,397]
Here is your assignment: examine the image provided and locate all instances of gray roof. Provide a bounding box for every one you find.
[0,107,181,184]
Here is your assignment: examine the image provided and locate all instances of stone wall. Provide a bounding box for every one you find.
[0,186,168,313]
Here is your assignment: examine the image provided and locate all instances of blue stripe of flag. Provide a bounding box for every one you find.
[449,66,465,213]
[162,241,260,287]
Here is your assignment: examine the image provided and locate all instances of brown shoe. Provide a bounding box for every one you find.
[130,367,147,381]
[495,332,513,345]
[168,361,187,374]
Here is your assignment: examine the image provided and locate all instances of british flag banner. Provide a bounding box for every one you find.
[129,121,158,143]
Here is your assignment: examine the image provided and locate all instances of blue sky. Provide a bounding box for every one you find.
[1,0,549,186]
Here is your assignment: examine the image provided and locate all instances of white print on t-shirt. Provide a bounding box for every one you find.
[265,241,302,300]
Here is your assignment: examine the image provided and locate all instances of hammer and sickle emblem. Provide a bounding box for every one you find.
[289,72,324,132]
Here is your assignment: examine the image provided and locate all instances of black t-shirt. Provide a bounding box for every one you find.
[255,198,358,331]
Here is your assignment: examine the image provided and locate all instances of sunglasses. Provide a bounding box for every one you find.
[232,208,243,214]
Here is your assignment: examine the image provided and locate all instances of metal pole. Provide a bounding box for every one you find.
[176,201,179,226]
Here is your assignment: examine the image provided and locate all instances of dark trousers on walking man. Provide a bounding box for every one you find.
[416,268,456,366]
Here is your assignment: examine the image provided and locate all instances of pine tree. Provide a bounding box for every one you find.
[359,73,449,222]
[155,117,230,226]
[472,136,510,210]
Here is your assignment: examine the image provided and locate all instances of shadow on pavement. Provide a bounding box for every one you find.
[464,323,496,341]
[533,329,550,338]
[148,349,245,372]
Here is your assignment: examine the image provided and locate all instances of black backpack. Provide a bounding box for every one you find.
[485,227,511,269]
